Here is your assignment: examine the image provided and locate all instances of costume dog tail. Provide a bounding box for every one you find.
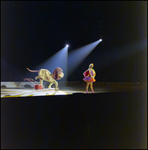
[26,68,39,72]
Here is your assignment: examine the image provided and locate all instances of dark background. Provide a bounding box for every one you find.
[1,91,147,149]
[1,1,147,82]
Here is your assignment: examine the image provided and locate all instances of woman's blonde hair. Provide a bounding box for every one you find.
[89,63,94,68]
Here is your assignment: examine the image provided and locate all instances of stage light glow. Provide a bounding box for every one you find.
[66,44,69,47]
[100,39,102,42]
[68,39,102,76]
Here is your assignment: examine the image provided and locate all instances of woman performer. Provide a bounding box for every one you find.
[83,63,96,93]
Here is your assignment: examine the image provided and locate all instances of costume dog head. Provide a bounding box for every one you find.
[52,67,64,80]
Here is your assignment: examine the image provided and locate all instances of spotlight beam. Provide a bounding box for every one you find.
[93,39,146,67]
[34,46,68,81]
[68,39,102,75]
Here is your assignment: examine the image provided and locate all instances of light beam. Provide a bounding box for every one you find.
[68,39,102,76]
[34,45,68,81]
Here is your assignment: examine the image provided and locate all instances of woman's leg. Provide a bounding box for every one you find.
[86,82,90,93]
[90,82,95,93]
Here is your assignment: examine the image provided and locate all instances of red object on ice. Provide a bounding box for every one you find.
[34,85,43,90]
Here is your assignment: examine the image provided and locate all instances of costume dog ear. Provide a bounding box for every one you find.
[52,67,63,80]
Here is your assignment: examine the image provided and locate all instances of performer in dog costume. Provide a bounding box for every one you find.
[83,63,96,93]
[26,67,64,91]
